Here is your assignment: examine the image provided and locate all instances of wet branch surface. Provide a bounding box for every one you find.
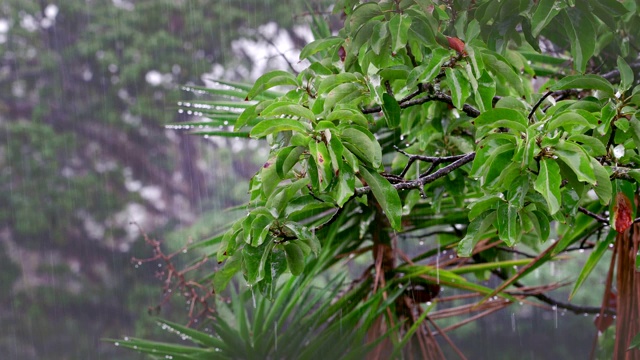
[491,270,615,316]
[355,152,476,197]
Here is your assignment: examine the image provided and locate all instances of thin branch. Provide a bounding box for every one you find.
[363,92,480,118]
[496,246,537,259]
[355,152,476,196]
[578,207,609,224]
[491,269,614,316]
[528,91,553,121]
[257,33,299,75]
[394,146,468,178]
[601,60,640,82]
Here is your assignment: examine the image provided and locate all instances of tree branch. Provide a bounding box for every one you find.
[394,146,469,178]
[578,207,609,224]
[363,92,480,118]
[355,152,476,196]
[491,270,615,316]
[601,60,640,82]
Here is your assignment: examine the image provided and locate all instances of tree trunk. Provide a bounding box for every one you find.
[613,221,640,360]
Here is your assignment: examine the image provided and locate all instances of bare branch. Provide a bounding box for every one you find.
[355,152,476,196]
[578,207,609,224]
[363,92,480,118]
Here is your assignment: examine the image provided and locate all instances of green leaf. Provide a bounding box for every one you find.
[261,102,316,121]
[284,221,320,256]
[617,56,634,92]
[348,2,382,33]
[531,0,564,36]
[553,140,596,185]
[382,93,401,128]
[547,110,597,132]
[340,126,382,168]
[496,202,519,246]
[468,195,501,220]
[259,157,281,198]
[324,82,367,110]
[327,134,344,174]
[309,140,333,190]
[630,332,640,350]
[283,243,305,276]
[568,134,607,157]
[326,107,369,127]
[214,255,242,293]
[243,241,271,285]
[389,13,412,53]
[560,8,596,73]
[482,52,525,95]
[275,146,304,179]
[591,158,612,205]
[370,21,388,55]
[549,74,614,96]
[266,178,310,216]
[358,165,402,231]
[251,215,273,247]
[475,107,528,129]
[458,211,498,257]
[445,68,471,110]
[534,159,562,215]
[419,48,450,84]
[569,231,615,300]
[250,118,310,138]
[300,37,343,60]
[235,103,260,131]
[246,70,298,100]
[476,71,496,112]
[465,19,481,43]
[333,162,356,207]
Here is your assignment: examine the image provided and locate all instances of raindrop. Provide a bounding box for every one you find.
[251,287,256,309]
[274,322,278,351]
[511,313,516,332]
[419,241,424,246]
[115,342,120,347]
[436,241,440,284]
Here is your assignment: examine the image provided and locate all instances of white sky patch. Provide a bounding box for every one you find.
[44,4,59,19]
[229,22,307,80]
[145,70,163,86]
[0,19,9,33]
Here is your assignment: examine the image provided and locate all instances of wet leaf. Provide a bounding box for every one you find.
[534,159,562,215]
[550,74,614,96]
[246,70,299,100]
[458,211,497,257]
[283,243,305,276]
[358,165,402,231]
[569,231,615,300]
[382,93,401,128]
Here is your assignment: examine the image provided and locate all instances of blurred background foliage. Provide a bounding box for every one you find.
[0,0,617,359]
[0,0,330,358]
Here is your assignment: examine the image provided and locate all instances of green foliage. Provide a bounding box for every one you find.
[130,0,640,358]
